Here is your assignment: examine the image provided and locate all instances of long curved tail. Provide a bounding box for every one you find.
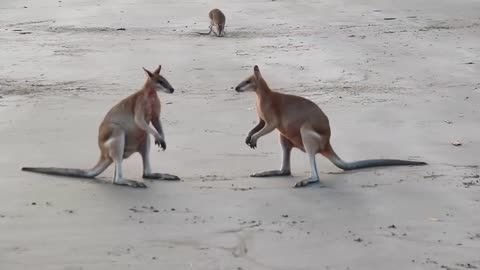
[196,27,213,35]
[323,144,427,171]
[22,158,111,179]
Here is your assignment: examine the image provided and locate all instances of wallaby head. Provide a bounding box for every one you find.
[235,65,263,92]
[143,65,174,93]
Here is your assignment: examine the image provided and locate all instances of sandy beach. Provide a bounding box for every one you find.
[0,0,479,269]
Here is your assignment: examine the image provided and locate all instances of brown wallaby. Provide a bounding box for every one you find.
[235,65,427,188]
[197,8,226,37]
[22,65,180,188]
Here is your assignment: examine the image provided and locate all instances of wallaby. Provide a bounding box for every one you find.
[235,65,427,188]
[197,8,226,37]
[22,65,180,188]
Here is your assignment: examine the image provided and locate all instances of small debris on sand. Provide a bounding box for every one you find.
[451,140,462,146]
[463,179,480,188]
[424,174,445,179]
[232,187,255,191]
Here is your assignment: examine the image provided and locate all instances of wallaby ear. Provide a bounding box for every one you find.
[153,65,161,75]
[143,67,154,78]
[253,65,262,79]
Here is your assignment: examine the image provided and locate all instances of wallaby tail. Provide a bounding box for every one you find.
[22,158,111,179]
[196,27,213,35]
[323,144,427,171]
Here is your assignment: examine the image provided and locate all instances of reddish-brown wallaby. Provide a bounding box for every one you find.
[22,65,180,188]
[235,65,427,188]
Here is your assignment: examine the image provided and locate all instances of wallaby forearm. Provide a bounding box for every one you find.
[252,123,275,140]
[140,120,162,139]
[152,118,165,138]
[247,120,265,137]
[134,109,162,139]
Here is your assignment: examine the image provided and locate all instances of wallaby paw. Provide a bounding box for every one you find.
[247,139,257,149]
[154,138,166,151]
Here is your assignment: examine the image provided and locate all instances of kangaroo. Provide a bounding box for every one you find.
[197,8,226,37]
[22,65,180,188]
[235,65,427,188]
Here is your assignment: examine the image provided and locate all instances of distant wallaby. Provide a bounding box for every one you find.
[197,8,226,37]
[22,65,180,188]
[235,65,427,188]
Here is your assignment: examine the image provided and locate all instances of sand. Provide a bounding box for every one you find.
[0,0,479,269]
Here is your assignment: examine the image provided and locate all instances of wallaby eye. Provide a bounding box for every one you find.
[246,80,251,84]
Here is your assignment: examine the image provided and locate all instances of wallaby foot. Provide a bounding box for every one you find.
[293,126,326,188]
[250,170,291,177]
[294,177,325,188]
[143,173,180,181]
[114,178,147,188]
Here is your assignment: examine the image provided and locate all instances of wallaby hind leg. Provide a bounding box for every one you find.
[105,129,146,188]
[294,127,327,188]
[212,23,220,37]
[140,135,180,181]
[251,135,292,177]
[218,25,225,37]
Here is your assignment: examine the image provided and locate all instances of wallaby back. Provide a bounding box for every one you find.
[209,8,226,36]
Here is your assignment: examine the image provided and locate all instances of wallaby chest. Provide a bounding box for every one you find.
[141,91,161,122]
[256,95,278,124]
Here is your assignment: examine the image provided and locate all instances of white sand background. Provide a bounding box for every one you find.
[0,0,479,269]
